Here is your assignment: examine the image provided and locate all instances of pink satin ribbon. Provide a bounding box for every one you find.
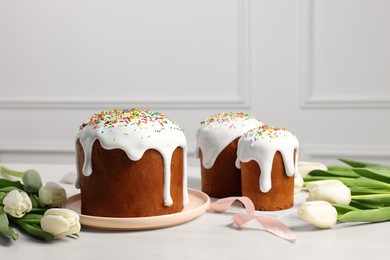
[208,197,297,242]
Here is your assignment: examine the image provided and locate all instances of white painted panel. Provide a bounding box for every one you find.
[0,0,250,108]
[0,0,389,167]
[300,0,390,108]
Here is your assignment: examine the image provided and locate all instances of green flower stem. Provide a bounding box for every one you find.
[17,213,43,224]
[333,204,359,215]
[8,214,54,240]
[0,166,42,193]
[351,194,390,208]
[0,165,25,178]
[0,206,19,240]
[29,193,40,208]
[349,187,390,195]
[13,219,54,240]
[0,191,5,202]
[29,208,50,214]
[338,207,390,223]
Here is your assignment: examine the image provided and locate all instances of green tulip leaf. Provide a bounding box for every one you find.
[339,158,390,170]
[308,169,359,178]
[338,207,390,223]
[0,206,19,240]
[0,179,24,189]
[327,165,355,171]
[341,177,390,189]
[351,194,390,209]
[352,168,390,184]
[333,204,359,215]
[349,187,390,195]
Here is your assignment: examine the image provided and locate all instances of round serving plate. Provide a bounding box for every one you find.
[63,188,210,231]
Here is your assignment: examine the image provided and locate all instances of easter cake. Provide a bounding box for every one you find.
[75,109,188,217]
[236,125,299,210]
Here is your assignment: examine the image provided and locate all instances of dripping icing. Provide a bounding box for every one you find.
[195,112,263,169]
[76,109,188,206]
[236,125,299,193]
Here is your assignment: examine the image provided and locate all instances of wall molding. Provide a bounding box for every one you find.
[0,140,74,153]
[0,0,251,110]
[0,95,249,110]
[299,0,390,109]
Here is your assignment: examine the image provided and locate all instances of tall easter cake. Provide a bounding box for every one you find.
[236,125,299,210]
[195,112,263,198]
[75,109,188,217]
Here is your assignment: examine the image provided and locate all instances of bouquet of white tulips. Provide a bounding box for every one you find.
[298,159,390,228]
[0,166,80,241]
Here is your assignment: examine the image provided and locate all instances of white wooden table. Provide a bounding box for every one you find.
[1,163,389,259]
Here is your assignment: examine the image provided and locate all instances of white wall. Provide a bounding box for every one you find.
[1,0,389,167]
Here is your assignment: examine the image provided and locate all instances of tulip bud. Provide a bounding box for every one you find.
[39,182,67,207]
[306,179,351,205]
[40,208,81,238]
[298,201,337,228]
[3,189,32,218]
[22,169,43,193]
[298,161,327,178]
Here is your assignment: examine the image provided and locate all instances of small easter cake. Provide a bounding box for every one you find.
[236,125,299,210]
[75,109,188,217]
[195,112,263,198]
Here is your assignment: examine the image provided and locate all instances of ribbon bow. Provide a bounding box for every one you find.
[207,197,297,242]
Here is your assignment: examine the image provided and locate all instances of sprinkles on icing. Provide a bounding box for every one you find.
[243,125,294,142]
[80,109,183,133]
[200,112,261,130]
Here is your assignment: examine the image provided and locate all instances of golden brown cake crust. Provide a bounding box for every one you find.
[240,151,295,211]
[200,138,242,198]
[76,139,184,217]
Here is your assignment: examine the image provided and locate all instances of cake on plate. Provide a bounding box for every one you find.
[195,112,263,198]
[75,109,188,217]
[236,125,299,210]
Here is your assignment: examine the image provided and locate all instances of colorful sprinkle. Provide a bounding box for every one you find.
[79,109,183,133]
[200,112,261,130]
[244,125,293,142]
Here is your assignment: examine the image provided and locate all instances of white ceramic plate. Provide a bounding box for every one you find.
[63,188,210,231]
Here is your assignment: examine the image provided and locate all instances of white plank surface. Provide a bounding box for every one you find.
[1,163,389,259]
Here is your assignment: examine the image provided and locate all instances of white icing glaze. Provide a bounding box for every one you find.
[76,109,188,206]
[236,126,299,193]
[195,112,263,169]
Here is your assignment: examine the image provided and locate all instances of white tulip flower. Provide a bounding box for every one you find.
[298,201,337,228]
[294,172,304,194]
[3,189,32,218]
[306,179,351,205]
[298,161,327,178]
[39,182,67,207]
[40,208,81,238]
